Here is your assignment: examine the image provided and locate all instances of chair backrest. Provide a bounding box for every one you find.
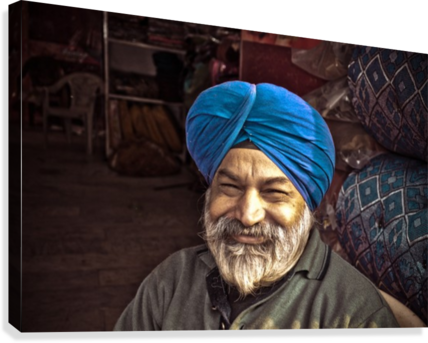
[65,73,103,109]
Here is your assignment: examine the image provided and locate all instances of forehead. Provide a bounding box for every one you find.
[215,148,288,183]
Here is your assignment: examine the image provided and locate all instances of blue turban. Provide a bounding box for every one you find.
[186,81,335,211]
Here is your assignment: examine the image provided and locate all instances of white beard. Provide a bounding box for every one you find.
[202,189,314,297]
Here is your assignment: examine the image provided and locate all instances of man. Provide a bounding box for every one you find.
[114,81,413,330]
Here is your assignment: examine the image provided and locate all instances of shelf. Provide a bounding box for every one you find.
[108,38,186,55]
[103,11,187,159]
[109,93,183,107]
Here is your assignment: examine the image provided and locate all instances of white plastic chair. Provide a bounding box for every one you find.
[42,72,103,155]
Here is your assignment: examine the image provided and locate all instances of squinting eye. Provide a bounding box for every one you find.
[221,183,239,189]
[264,189,288,196]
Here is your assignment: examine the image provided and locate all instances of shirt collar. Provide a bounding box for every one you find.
[293,228,331,280]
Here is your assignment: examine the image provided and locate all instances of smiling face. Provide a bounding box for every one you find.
[208,147,307,236]
[203,147,314,296]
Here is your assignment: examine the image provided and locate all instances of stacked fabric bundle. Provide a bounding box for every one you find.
[110,70,160,99]
[108,101,183,177]
[335,47,427,323]
[182,28,241,109]
[147,18,186,50]
[117,101,183,154]
[348,47,427,161]
[129,103,183,153]
[108,13,148,42]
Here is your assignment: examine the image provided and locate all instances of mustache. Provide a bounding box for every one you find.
[202,216,285,243]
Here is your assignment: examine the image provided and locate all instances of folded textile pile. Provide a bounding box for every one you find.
[335,46,428,323]
[147,18,186,50]
[108,13,148,43]
[297,44,427,323]
[110,71,159,99]
[348,47,427,161]
[336,153,427,322]
[108,101,182,177]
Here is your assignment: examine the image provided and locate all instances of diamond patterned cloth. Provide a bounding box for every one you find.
[336,153,427,323]
[348,47,428,161]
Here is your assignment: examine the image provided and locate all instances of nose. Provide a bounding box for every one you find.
[235,189,265,227]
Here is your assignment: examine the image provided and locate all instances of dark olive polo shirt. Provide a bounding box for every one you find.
[114,229,399,330]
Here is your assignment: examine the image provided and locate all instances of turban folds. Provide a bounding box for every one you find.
[186,81,335,211]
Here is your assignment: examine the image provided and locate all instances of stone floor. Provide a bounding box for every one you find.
[17,122,205,332]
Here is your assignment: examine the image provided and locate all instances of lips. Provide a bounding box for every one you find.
[231,234,265,244]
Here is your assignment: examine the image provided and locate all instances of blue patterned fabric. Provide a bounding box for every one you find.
[336,153,427,323]
[186,81,335,211]
[348,47,428,162]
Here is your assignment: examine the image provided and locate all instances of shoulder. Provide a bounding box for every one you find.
[323,250,384,302]
[114,244,212,330]
[131,244,212,303]
[327,251,383,296]
[157,244,210,268]
[150,244,213,282]
[301,230,397,326]
[322,250,399,326]
[304,229,385,304]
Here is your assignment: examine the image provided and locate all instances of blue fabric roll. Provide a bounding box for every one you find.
[186,81,335,211]
[336,152,427,322]
[348,47,428,162]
